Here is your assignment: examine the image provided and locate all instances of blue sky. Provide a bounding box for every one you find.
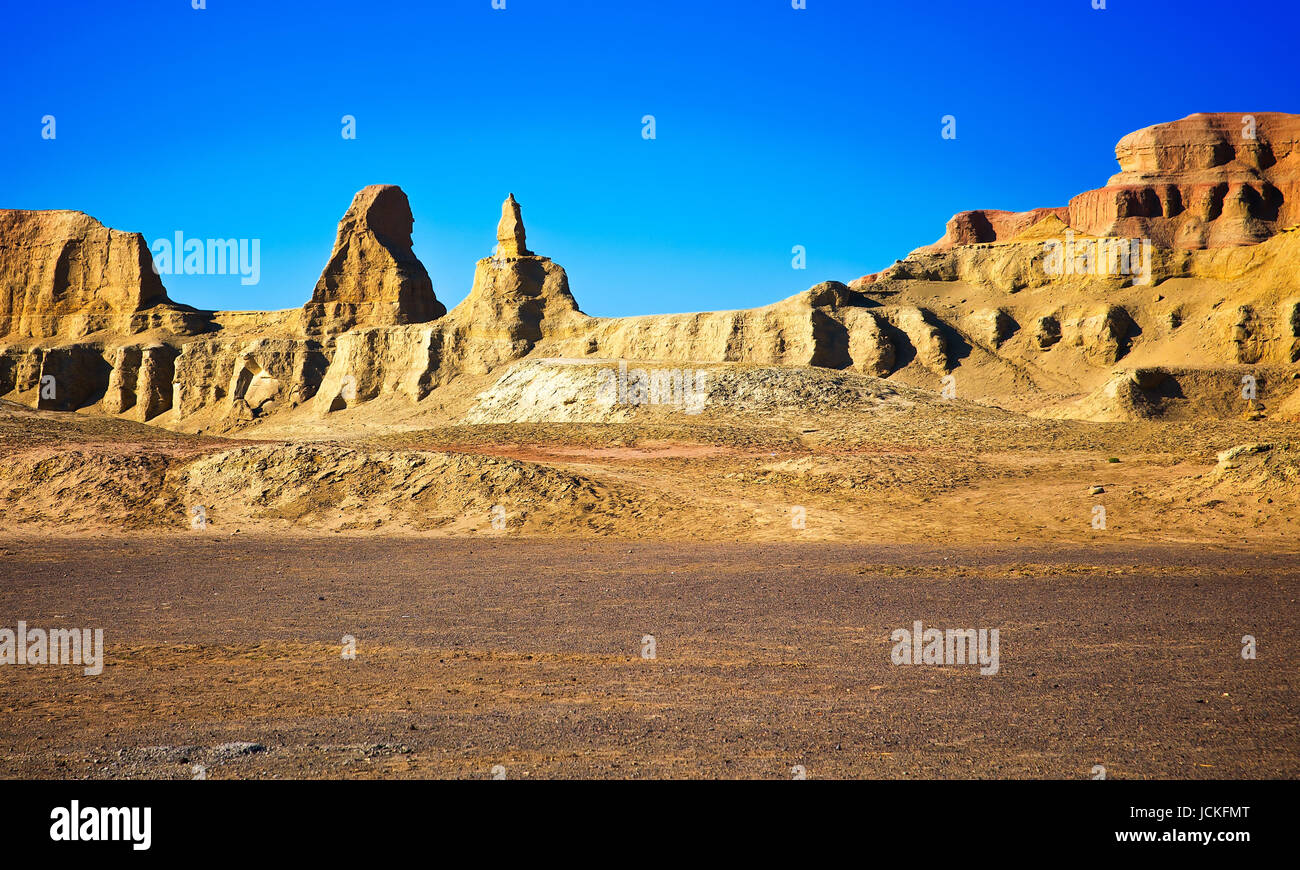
[4,0,1296,317]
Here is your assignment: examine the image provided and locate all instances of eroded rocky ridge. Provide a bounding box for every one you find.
[911,207,1071,255]
[1071,112,1300,248]
[916,112,1300,255]
[3,112,1299,431]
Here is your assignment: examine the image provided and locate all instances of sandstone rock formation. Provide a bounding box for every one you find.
[912,207,1070,255]
[173,337,326,426]
[450,205,583,371]
[1069,113,1300,248]
[899,112,1299,266]
[301,184,445,335]
[0,209,181,339]
[306,195,588,417]
[3,114,1299,432]
[102,344,176,420]
[495,193,532,258]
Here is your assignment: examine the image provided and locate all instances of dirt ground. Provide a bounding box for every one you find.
[3,398,1299,547]
[0,536,1295,779]
[1,398,1297,778]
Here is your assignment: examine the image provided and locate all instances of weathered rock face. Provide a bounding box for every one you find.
[912,207,1070,255]
[0,210,172,339]
[0,342,171,415]
[456,258,582,354]
[34,345,111,410]
[5,130,1299,432]
[1069,113,1300,248]
[886,240,1064,294]
[974,308,1018,349]
[172,337,327,426]
[302,185,445,335]
[495,193,532,258]
[556,282,909,376]
[842,307,896,376]
[892,112,1300,271]
[440,196,585,374]
[101,344,177,420]
[313,325,441,413]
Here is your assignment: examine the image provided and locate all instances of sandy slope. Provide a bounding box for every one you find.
[3,387,1296,546]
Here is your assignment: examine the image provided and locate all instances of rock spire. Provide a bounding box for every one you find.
[496,193,532,258]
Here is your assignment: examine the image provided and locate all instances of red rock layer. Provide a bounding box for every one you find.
[1068,113,1299,248]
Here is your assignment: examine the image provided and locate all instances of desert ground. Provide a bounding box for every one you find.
[1,535,1295,780]
[1,402,1297,779]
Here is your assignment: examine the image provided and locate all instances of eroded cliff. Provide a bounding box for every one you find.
[3,113,1299,433]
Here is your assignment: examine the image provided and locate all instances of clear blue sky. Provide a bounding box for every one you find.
[3,0,1296,317]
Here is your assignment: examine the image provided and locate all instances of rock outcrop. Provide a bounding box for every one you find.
[495,193,532,258]
[102,344,177,420]
[172,337,327,426]
[912,207,1071,255]
[898,112,1299,267]
[3,115,1299,432]
[301,185,445,335]
[1069,113,1300,248]
[0,209,177,339]
[438,196,586,374]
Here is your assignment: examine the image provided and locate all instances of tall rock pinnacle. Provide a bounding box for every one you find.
[496,193,532,258]
[303,184,445,335]
[450,192,582,371]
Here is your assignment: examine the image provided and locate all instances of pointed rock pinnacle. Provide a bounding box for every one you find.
[496,193,532,258]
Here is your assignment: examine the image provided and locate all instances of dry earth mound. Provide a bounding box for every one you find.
[1210,442,1300,491]
[0,439,676,535]
[462,357,960,424]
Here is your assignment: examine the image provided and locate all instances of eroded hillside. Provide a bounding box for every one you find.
[1,112,1298,539]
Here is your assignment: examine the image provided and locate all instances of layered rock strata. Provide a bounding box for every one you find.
[3,113,1299,430]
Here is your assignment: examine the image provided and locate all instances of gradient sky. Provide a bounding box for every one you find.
[4,0,1296,317]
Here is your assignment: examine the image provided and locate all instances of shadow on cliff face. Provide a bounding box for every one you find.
[37,346,112,411]
[932,318,973,369]
[879,320,916,372]
[1117,309,1142,360]
[808,310,851,370]
[510,258,552,345]
[1250,183,1284,222]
